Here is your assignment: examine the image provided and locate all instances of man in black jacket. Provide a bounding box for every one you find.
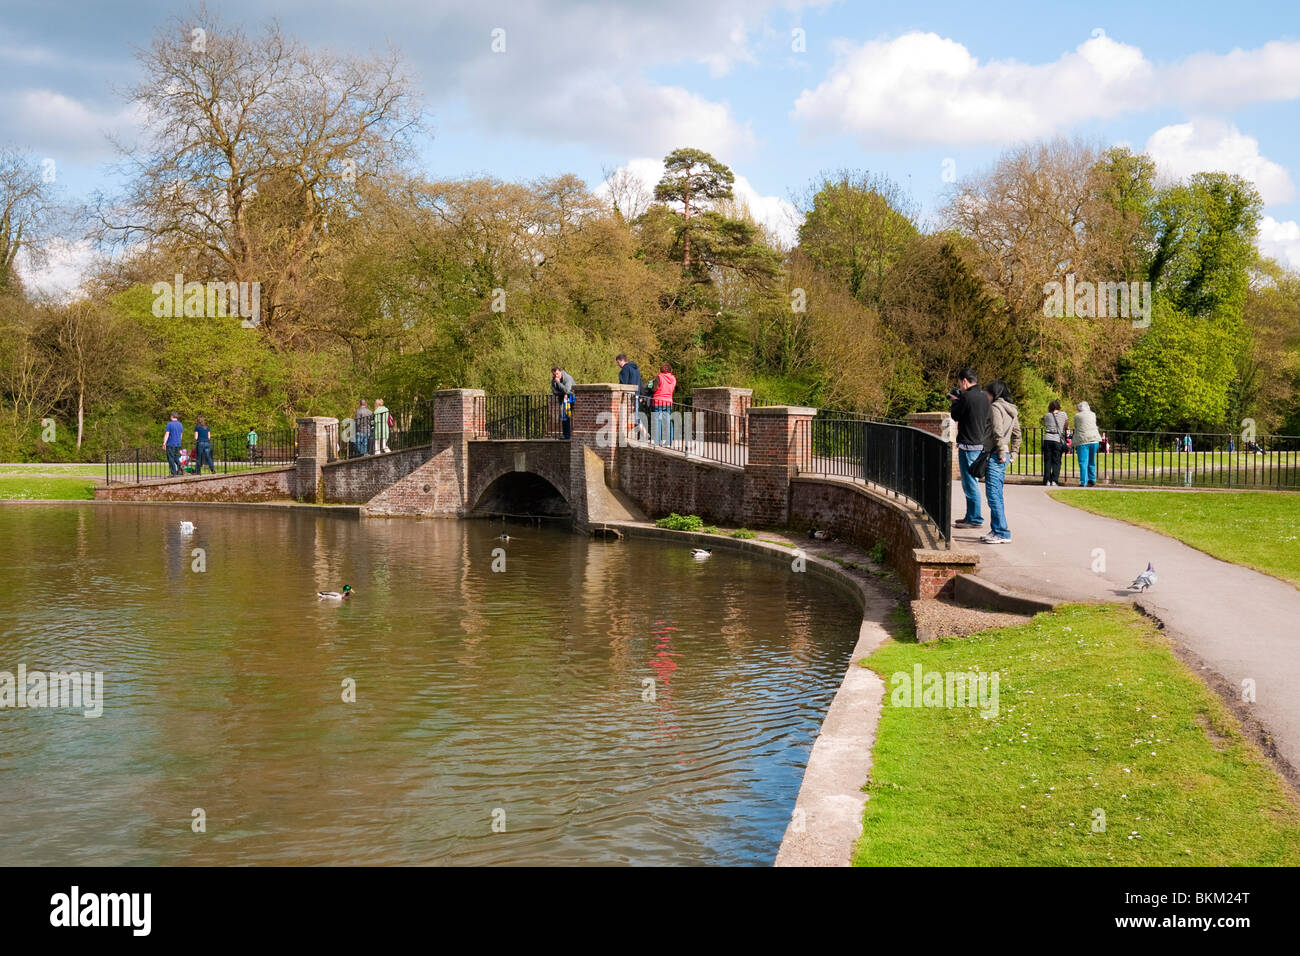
[616,354,642,436]
[949,368,992,529]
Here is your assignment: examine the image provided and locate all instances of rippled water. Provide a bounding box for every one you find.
[0,504,860,865]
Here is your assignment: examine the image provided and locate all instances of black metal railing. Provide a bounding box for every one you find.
[628,398,747,467]
[324,400,437,462]
[482,394,566,439]
[1007,426,1300,489]
[104,428,297,484]
[795,417,952,546]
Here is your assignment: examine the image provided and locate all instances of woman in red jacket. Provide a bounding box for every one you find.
[651,363,676,446]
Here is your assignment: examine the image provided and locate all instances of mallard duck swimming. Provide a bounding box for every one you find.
[691,548,712,559]
[318,585,353,600]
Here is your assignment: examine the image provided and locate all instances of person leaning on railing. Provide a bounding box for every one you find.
[949,368,991,531]
[551,367,575,439]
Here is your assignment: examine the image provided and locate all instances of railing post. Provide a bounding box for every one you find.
[742,404,815,527]
[135,447,139,484]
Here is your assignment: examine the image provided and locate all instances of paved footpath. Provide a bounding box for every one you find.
[952,482,1300,775]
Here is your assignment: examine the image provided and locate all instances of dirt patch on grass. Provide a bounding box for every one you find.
[909,598,1032,642]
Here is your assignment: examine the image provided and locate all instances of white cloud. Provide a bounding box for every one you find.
[0,88,143,162]
[793,29,1300,149]
[1145,120,1295,204]
[1259,216,1300,272]
[15,238,99,301]
[596,158,799,247]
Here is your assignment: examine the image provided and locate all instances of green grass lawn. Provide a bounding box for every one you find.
[0,475,96,500]
[0,463,107,478]
[1050,489,1300,588]
[854,604,1300,866]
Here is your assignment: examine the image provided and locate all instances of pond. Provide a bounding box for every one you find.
[0,504,861,865]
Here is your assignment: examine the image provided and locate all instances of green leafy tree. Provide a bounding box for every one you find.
[1148,173,1262,320]
[653,147,735,268]
[1111,299,1241,430]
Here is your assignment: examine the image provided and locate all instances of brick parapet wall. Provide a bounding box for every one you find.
[790,476,977,598]
[93,467,295,503]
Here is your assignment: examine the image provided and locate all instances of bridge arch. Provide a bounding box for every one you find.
[467,442,573,517]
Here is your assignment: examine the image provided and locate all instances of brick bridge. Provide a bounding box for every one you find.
[96,384,976,597]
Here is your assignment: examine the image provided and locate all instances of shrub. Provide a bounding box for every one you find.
[730,528,756,539]
[655,512,703,531]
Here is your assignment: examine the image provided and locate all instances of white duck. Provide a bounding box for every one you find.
[179,521,195,534]
[691,548,712,560]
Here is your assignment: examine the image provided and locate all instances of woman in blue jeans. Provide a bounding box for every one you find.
[1072,401,1101,486]
[981,381,1021,544]
[193,416,216,473]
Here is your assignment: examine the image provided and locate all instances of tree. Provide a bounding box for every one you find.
[795,170,918,309]
[1111,300,1241,430]
[653,147,735,268]
[96,5,421,347]
[1147,172,1262,320]
[43,299,122,451]
[0,149,57,294]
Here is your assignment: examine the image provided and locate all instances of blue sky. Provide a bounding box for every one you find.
[4,0,1299,290]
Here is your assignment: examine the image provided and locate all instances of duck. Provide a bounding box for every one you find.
[497,533,512,542]
[691,548,712,560]
[179,521,196,534]
[808,528,833,541]
[317,585,353,600]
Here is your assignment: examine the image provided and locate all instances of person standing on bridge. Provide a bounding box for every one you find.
[164,411,184,476]
[355,399,373,456]
[551,367,575,439]
[616,354,642,437]
[374,398,393,453]
[950,369,991,530]
[651,363,676,446]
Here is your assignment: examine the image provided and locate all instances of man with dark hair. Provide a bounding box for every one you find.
[949,368,991,529]
[163,411,184,476]
[551,366,575,439]
[616,354,642,436]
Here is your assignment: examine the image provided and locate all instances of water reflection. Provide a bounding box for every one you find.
[0,504,860,866]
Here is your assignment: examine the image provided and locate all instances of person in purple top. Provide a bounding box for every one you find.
[164,411,184,475]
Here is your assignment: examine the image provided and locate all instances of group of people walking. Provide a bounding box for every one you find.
[551,357,678,444]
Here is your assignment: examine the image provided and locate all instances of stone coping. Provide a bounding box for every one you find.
[599,519,893,867]
[747,404,816,416]
[83,499,362,515]
[691,386,753,396]
[433,387,486,396]
[319,446,431,469]
[97,465,295,490]
[629,441,746,474]
[572,382,638,393]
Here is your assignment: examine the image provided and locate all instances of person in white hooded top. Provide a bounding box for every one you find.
[1073,401,1101,487]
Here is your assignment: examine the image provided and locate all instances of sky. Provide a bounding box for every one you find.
[4,0,1300,294]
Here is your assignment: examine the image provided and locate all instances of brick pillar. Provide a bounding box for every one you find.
[566,383,635,527]
[295,416,337,503]
[434,388,485,439]
[742,405,815,527]
[692,386,752,446]
[907,410,959,479]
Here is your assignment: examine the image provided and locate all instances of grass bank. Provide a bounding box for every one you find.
[0,475,96,500]
[1049,489,1300,588]
[854,604,1300,866]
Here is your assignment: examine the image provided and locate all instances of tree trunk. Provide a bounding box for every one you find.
[76,380,84,451]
